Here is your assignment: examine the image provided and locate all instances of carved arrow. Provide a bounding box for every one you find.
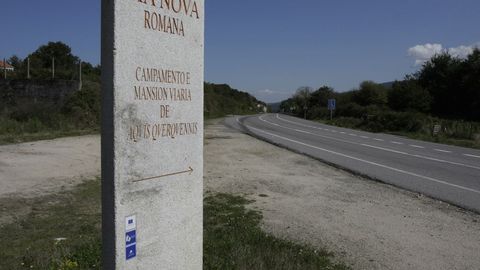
[132,166,194,183]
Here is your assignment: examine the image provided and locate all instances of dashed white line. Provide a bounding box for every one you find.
[410,145,425,149]
[374,138,384,142]
[349,134,357,137]
[331,130,338,133]
[391,141,404,145]
[464,154,480,159]
[295,129,310,134]
[265,115,480,171]
[434,149,452,153]
[360,136,370,139]
[245,123,480,195]
[361,144,408,155]
[340,132,346,134]
[360,144,480,170]
[410,154,480,170]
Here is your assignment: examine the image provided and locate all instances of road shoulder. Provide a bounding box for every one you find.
[205,118,480,270]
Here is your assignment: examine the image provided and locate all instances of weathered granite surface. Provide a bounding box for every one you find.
[102,0,204,269]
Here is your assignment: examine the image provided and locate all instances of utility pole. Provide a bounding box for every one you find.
[52,57,55,79]
[79,60,83,90]
[27,57,30,79]
[3,58,6,79]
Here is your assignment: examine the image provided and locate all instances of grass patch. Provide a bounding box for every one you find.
[0,128,98,145]
[316,117,480,150]
[0,179,102,270]
[1,180,348,269]
[204,193,348,270]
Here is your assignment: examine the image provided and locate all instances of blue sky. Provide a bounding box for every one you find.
[1,1,479,102]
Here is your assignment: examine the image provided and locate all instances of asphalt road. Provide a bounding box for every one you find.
[227,114,480,213]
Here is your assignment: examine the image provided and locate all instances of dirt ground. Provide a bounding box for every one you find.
[204,119,480,270]
[0,135,100,198]
[1,120,479,269]
[0,135,101,225]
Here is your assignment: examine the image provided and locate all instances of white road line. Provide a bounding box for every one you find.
[349,134,357,136]
[262,115,480,171]
[360,144,480,170]
[464,154,480,159]
[245,123,480,195]
[340,132,346,134]
[391,141,404,145]
[374,138,384,141]
[274,114,319,129]
[361,144,409,155]
[361,136,370,139]
[434,149,451,153]
[295,129,310,134]
[331,130,338,133]
[410,145,425,149]
[410,154,480,170]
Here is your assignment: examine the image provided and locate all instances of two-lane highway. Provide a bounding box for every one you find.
[227,114,480,212]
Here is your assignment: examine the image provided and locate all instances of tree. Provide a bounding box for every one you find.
[353,81,387,107]
[293,86,312,119]
[310,86,334,107]
[461,48,480,120]
[81,62,101,82]
[306,86,335,119]
[279,98,296,113]
[8,55,23,70]
[27,41,80,79]
[417,53,462,118]
[388,77,431,113]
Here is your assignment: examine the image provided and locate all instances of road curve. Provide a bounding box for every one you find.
[226,114,480,213]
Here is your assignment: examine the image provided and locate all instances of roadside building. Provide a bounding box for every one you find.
[0,60,14,71]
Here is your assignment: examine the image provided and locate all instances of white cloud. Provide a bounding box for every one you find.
[448,45,474,59]
[408,43,443,66]
[408,42,480,66]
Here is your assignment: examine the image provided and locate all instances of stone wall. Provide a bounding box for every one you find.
[0,79,80,105]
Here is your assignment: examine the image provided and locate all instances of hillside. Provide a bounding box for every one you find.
[204,83,266,119]
[268,102,282,113]
[0,81,265,144]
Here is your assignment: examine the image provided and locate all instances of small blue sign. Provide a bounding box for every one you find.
[126,230,136,246]
[328,99,336,110]
[126,244,136,260]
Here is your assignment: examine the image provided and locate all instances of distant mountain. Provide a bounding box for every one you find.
[380,81,395,89]
[268,102,282,113]
[204,83,266,118]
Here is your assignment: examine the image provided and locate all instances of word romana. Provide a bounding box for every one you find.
[138,0,201,36]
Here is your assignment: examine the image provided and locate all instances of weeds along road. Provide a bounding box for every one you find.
[227,113,480,213]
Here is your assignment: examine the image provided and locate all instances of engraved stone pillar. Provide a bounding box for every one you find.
[101,0,204,268]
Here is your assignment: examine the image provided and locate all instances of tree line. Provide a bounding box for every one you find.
[281,49,480,133]
[1,41,266,143]
[3,41,100,82]
[279,49,480,144]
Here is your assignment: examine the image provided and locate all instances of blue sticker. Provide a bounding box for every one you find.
[125,215,137,260]
[126,244,136,260]
[126,230,136,246]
